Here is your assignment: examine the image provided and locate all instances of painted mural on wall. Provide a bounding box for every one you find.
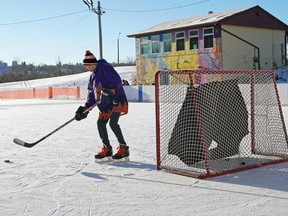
[135,30,222,85]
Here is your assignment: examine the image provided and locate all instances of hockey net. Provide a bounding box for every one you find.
[155,70,288,178]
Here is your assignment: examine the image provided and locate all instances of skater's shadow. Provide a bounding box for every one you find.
[81,172,107,180]
[81,161,156,181]
[107,161,156,170]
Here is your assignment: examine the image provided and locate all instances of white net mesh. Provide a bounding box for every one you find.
[155,70,288,178]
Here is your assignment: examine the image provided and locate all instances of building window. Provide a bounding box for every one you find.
[204,27,214,48]
[151,35,160,54]
[140,36,149,55]
[176,32,185,51]
[189,30,199,50]
[163,33,172,52]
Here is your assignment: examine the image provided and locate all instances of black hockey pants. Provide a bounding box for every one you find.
[97,112,126,148]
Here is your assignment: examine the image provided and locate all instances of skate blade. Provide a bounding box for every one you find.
[95,156,112,163]
[112,157,130,162]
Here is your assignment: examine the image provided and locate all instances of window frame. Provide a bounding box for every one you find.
[151,35,160,54]
[163,33,172,53]
[189,29,199,50]
[140,36,149,55]
[176,31,185,52]
[203,27,214,49]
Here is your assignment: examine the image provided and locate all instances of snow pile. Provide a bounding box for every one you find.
[0,66,135,89]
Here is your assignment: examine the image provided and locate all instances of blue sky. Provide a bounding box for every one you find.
[0,0,287,66]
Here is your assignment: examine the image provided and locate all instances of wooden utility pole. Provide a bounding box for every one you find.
[83,0,105,59]
[96,1,104,59]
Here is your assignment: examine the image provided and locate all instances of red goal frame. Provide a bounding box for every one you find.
[155,70,288,178]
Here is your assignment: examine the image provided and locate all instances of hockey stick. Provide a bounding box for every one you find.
[13,102,99,148]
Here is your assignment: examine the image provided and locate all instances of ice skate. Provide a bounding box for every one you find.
[95,146,113,163]
[112,146,130,161]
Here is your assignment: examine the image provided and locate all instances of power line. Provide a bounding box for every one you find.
[27,13,93,41]
[0,1,210,27]
[0,10,88,26]
[103,0,210,13]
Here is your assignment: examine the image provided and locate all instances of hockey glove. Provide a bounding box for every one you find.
[100,89,113,103]
[75,106,89,121]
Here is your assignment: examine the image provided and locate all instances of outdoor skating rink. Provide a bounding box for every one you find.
[1,99,288,216]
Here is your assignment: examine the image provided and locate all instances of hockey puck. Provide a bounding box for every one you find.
[241,162,246,165]
[4,159,10,163]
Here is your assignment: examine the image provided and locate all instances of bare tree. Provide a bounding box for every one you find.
[55,56,62,76]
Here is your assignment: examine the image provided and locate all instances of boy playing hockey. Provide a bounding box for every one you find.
[75,50,129,160]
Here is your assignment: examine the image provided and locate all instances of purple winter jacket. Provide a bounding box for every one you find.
[85,59,126,113]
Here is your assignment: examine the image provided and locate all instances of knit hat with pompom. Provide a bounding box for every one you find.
[83,50,97,64]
